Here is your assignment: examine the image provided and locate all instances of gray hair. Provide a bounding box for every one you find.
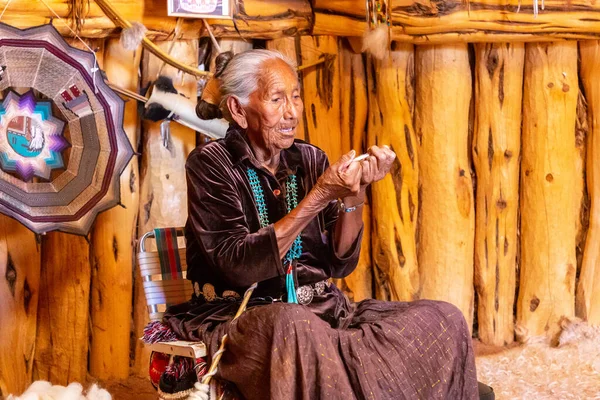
[219,49,297,122]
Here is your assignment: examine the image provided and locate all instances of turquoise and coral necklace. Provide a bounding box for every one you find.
[246,167,302,303]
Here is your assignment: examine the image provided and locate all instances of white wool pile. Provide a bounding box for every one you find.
[6,381,111,400]
[476,319,600,399]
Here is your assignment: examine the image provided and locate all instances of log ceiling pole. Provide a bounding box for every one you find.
[0,0,597,42]
[314,0,600,43]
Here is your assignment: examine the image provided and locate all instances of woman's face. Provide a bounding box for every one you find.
[242,58,303,154]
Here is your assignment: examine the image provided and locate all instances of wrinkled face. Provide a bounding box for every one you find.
[243,58,303,153]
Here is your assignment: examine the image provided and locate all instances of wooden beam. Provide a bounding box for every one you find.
[473,43,523,346]
[0,0,311,39]
[34,233,91,385]
[339,41,372,302]
[577,41,600,326]
[89,38,140,381]
[0,0,142,38]
[415,44,474,325]
[0,216,40,397]
[517,42,578,341]
[299,36,342,161]
[368,45,419,302]
[314,0,600,43]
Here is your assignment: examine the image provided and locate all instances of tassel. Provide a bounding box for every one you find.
[361,24,390,61]
[142,320,178,344]
[286,264,298,304]
[120,21,148,51]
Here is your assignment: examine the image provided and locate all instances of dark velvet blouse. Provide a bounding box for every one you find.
[184,125,363,300]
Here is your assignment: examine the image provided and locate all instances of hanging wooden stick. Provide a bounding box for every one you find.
[94,0,211,77]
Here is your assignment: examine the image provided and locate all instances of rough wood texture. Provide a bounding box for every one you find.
[34,233,91,385]
[89,39,141,380]
[415,44,474,324]
[266,37,307,141]
[577,41,600,325]
[299,36,342,161]
[133,40,198,376]
[338,42,371,301]
[517,42,578,340]
[0,0,141,37]
[473,43,524,346]
[367,44,419,302]
[313,0,600,43]
[0,216,40,397]
[0,0,311,39]
[209,39,253,74]
[143,0,312,40]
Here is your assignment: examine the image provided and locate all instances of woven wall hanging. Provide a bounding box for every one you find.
[0,23,133,235]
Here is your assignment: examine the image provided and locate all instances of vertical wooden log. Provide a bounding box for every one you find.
[338,41,371,301]
[34,233,91,384]
[89,39,141,380]
[473,43,524,346]
[415,44,474,324]
[209,39,253,70]
[299,36,342,161]
[32,38,101,385]
[577,41,600,325]
[368,44,419,302]
[517,42,578,339]
[266,37,307,141]
[0,216,40,396]
[133,40,198,376]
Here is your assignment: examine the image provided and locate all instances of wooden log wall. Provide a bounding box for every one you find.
[517,42,578,340]
[367,44,419,302]
[472,43,524,346]
[415,44,475,325]
[578,41,600,326]
[3,30,600,395]
[89,38,141,381]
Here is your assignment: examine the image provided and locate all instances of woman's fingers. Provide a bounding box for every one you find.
[367,145,397,181]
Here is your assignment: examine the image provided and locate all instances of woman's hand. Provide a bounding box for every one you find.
[313,150,362,202]
[360,145,397,187]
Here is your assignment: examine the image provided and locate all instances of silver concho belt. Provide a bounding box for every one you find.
[296,280,329,305]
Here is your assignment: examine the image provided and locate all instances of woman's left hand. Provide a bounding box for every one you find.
[360,145,397,187]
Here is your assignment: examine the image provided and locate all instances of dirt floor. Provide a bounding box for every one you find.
[93,376,157,400]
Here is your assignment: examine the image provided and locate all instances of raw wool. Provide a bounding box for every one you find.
[476,319,600,399]
[6,381,111,400]
[120,21,147,51]
[361,25,389,60]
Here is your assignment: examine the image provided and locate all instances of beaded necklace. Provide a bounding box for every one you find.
[246,167,302,303]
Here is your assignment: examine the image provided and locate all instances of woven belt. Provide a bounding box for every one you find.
[296,280,329,305]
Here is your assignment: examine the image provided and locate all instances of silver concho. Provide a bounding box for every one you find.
[296,285,314,305]
[314,281,327,295]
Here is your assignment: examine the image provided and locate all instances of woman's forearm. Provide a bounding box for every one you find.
[273,188,329,259]
[333,190,365,257]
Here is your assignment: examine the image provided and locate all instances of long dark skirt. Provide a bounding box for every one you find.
[164,285,479,400]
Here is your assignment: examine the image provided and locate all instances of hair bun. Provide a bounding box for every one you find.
[214,51,234,77]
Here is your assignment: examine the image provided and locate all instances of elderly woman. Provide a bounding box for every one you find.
[165,49,486,400]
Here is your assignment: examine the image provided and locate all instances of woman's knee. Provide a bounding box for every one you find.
[234,303,320,337]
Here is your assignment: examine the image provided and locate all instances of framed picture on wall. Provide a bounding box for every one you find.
[167,0,232,19]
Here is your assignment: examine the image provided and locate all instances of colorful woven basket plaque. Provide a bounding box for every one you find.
[0,23,133,235]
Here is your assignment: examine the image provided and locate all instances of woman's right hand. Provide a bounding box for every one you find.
[313,150,362,202]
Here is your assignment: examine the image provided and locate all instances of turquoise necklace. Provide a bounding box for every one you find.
[246,167,302,304]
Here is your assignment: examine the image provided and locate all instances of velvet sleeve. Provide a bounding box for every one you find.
[186,151,284,288]
[317,152,364,279]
